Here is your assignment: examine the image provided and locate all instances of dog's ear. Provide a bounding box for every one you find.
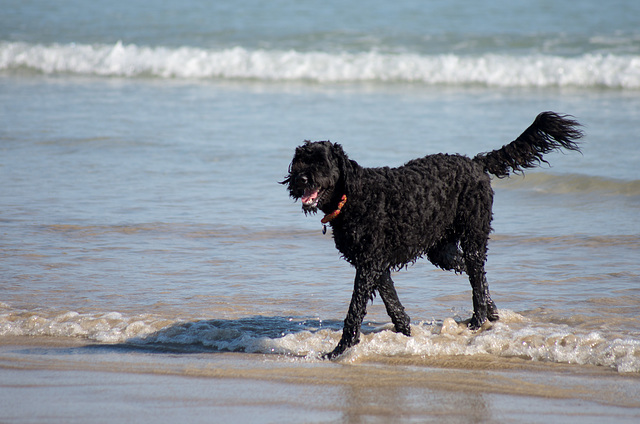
[329,142,356,194]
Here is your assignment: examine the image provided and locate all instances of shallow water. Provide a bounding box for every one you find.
[2,78,638,371]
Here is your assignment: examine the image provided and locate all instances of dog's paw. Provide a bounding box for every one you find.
[467,314,487,330]
[487,309,499,322]
[321,345,348,360]
[487,300,499,322]
[321,350,341,360]
[392,321,412,337]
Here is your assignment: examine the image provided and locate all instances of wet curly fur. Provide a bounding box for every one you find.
[281,112,583,359]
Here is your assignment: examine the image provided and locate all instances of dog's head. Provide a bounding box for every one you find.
[280,141,349,214]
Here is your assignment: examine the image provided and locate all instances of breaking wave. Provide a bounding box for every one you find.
[2,41,640,88]
[2,307,639,373]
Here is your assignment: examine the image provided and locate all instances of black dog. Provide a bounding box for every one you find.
[281,112,583,359]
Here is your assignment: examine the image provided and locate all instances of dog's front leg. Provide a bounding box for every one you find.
[323,268,376,360]
[377,270,411,337]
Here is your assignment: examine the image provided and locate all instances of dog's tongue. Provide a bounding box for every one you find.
[302,188,319,204]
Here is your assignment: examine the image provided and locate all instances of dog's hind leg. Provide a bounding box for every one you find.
[324,267,378,360]
[461,233,499,329]
[377,270,411,336]
[460,191,499,329]
[464,257,498,329]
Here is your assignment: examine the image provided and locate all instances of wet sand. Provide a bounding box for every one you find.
[2,336,639,423]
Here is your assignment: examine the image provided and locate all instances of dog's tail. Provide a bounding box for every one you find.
[473,112,584,178]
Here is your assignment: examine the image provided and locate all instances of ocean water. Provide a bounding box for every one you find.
[1,1,640,422]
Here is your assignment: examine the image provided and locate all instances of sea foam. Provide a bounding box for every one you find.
[2,307,639,373]
[2,41,639,88]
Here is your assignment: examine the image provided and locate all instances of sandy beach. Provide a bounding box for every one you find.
[2,336,639,423]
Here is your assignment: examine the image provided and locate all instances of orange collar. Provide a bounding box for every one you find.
[321,195,347,224]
